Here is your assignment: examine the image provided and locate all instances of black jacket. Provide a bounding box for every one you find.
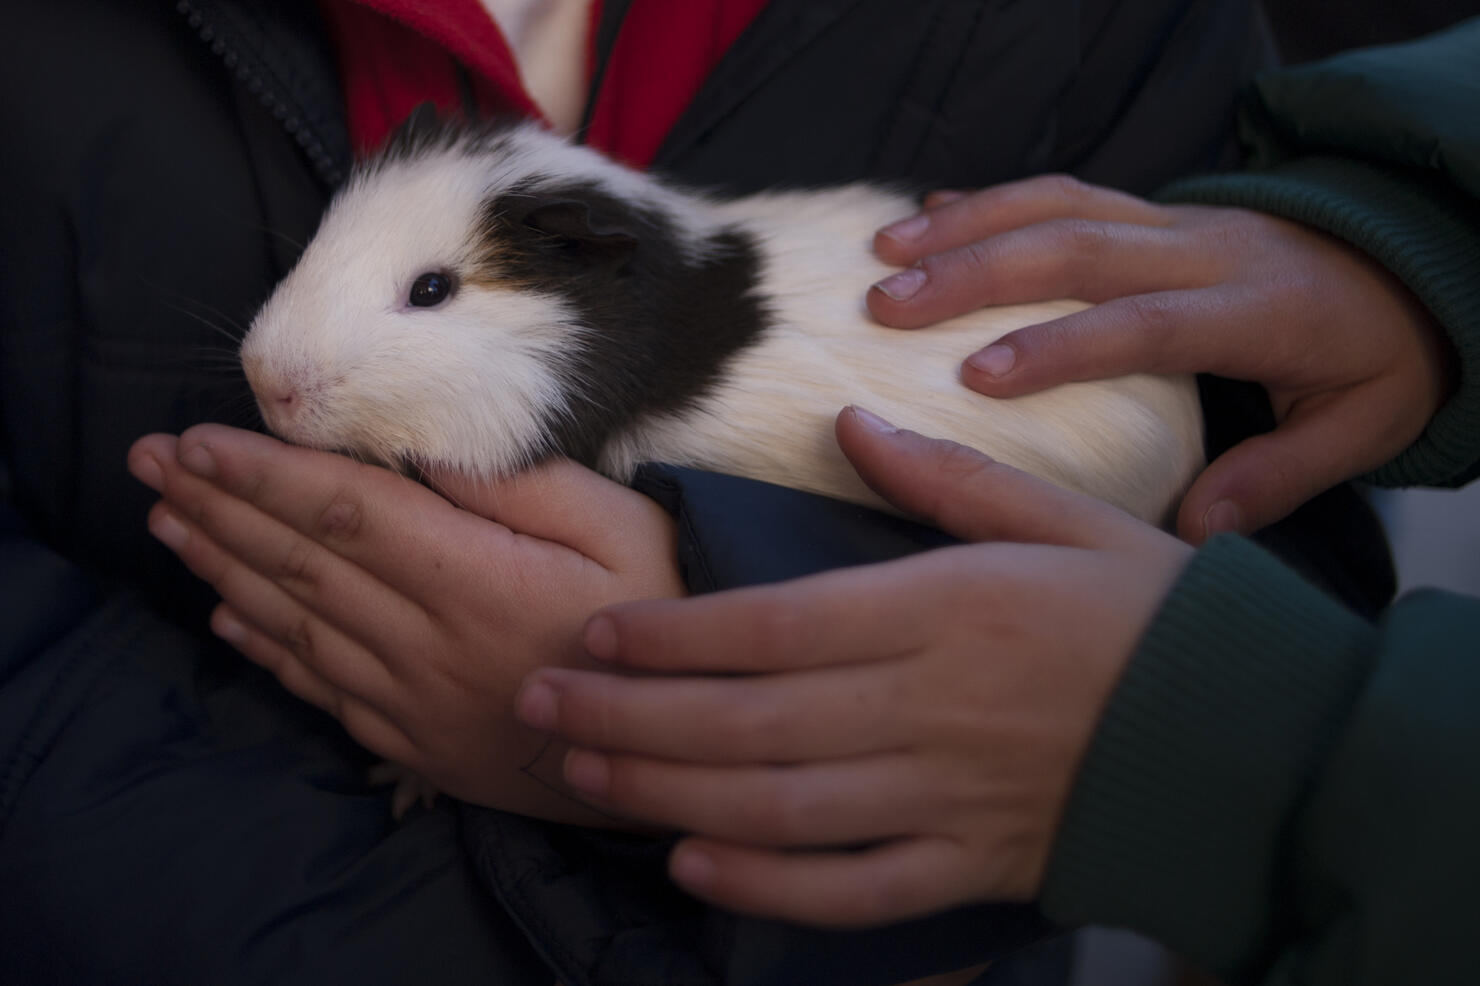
[0,3,1380,984]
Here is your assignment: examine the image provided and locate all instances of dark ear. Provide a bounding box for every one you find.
[500,193,640,271]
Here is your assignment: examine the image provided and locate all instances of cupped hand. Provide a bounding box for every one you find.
[513,407,1192,927]
[868,175,1454,542]
[127,424,683,822]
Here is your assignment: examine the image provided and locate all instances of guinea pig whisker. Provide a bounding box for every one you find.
[205,391,268,431]
[157,298,249,349]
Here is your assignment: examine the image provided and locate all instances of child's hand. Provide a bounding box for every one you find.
[129,424,683,822]
[870,175,1454,541]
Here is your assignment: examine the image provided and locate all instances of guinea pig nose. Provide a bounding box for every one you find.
[268,387,299,415]
[254,384,300,431]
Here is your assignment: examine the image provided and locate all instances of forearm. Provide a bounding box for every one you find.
[1042,536,1480,984]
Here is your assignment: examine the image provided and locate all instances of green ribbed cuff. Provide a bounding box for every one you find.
[1159,157,1480,489]
[1040,536,1376,981]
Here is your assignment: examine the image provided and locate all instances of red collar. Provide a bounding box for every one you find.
[318,0,768,169]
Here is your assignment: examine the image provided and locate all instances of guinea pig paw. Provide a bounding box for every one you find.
[366,760,441,820]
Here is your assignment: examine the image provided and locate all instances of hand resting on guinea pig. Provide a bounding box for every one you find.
[240,115,1204,525]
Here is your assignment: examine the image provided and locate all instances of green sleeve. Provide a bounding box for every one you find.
[1156,17,1480,488]
[1040,535,1480,985]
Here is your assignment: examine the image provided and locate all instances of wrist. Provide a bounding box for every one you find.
[1040,535,1377,981]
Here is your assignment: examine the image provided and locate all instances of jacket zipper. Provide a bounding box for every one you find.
[175,0,345,185]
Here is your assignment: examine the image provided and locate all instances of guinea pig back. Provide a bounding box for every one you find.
[240,117,1204,524]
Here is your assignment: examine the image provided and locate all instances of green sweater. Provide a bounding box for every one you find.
[1041,19,1480,986]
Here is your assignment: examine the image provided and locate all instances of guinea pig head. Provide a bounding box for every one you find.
[239,143,645,479]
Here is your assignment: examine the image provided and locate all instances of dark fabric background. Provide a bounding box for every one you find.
[1264,0,1479,63]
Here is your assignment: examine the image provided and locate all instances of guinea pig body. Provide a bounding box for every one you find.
[241,119,1204,524]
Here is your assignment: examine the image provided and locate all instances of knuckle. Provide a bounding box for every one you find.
[239,466,272,507]
[1211,207,1271,249]
[277,537,322,588]
[583,678,627,747]
[1115,293,1179,352]
[1014,317,1075,359]
[921,239,996,290]
[914,440,1001,525]
[179,491,210,529]
[736,771,809,841]
[932,439,997,488]
[719,686,790,753]
[745,602,809,663]
[1044,217,1109,258]
[316,495,364,541]
[280,615,320,664]
[1027,173,1091,207]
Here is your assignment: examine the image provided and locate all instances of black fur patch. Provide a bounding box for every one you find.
[477,179,770,467]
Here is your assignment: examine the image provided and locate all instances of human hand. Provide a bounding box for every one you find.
[869,175,1454,542]
[513,407,1192,926]
[127,424,683,822]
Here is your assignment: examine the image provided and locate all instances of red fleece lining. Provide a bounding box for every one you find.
[318,0,768,169]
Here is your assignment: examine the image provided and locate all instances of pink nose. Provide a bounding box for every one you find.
[252,383,301,434]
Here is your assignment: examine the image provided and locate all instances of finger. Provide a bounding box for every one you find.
[869,218,1213,330]
[128,433,179,492]
[957,285,1280,398]
[144,471,433,674]
[560,748,934,848]
[209,604,344,714]
[1174,385,1408,543]
[427,458,678,576]
[146,499,407,701]
[667,836,975,928]
[164,424,493,596]
[516,661,912,762]
[578,556,941,673]
[835,407,1145,549]
[215,606,420,766]
[874,174,1173,267]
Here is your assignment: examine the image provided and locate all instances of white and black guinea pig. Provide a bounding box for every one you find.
[241,114,1204,524]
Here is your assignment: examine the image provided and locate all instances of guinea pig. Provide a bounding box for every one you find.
[241,115,1204,524]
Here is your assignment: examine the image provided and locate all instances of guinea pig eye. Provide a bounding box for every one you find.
[409,271,455,308]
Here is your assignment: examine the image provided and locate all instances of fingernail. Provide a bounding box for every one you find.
[872,267,927,302]
[212,607,248,646]
[849,406,898,434]
[1202,500,1243,539]
[515,678,558,731]
[966,344,1016,378]
[179,444,217,478]
[130,454,164,492]
[149,508,189,551]
[879,213,930,243]
[670,846,716,891]
[583,615,618,662]
[563,748,610,797]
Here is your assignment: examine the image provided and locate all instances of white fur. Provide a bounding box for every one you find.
[242,123,1203,525]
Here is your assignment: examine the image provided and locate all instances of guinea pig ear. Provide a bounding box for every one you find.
[502,194,640,271]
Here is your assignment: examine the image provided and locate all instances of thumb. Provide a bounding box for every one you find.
[426,459,674,570]
[835,406,1146,548]
[1174,395,1383,543]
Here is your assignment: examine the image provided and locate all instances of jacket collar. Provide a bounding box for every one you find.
[653,0,864,168]
[177,0,866,181]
